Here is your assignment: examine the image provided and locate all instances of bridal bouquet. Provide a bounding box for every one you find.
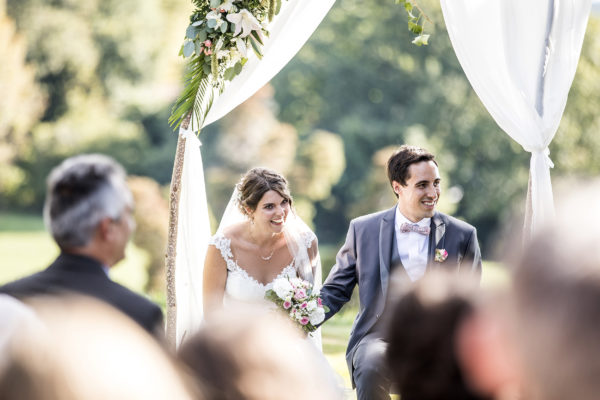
[265,277,330,334]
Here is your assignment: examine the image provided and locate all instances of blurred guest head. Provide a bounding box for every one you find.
[178,307,342,400]
[0,296,196,400]
[386,271,490,400]
[501,184,600,400]
[44,154,135,266]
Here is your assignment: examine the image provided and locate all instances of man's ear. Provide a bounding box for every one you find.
[392,181,403,196]
[97,217,113,241]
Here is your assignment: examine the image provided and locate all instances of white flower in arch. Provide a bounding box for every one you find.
[226,9,261,38]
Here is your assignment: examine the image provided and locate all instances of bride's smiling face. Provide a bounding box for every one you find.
[251,190,290,233]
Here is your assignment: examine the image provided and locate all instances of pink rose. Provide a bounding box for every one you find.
[300,302,308,309]
[300,317,309,325]
[283,301,292,309]
[203,40,212,47]
[317,298,322,306]
[294,289,307,301]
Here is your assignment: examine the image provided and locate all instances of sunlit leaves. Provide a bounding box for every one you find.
[395,0,431,45]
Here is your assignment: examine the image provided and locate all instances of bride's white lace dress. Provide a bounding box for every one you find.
[208,230,322,349]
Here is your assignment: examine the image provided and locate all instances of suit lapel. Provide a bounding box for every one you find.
[427,212,446,268]
[379,207,396,300]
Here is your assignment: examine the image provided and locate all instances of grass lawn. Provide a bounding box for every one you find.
[0,213,151,295]
[1,212,507,398]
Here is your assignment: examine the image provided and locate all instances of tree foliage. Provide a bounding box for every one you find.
[272,0,599,253]
[0,4,45,204]
[201,84,346,232]
[3,0,190,208]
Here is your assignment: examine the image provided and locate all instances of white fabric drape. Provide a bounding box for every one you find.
[175,128,211,348]
[441,0,591,235]
[175,0,335,347]
[202,0,336,128]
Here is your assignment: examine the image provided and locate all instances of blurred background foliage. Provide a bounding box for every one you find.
[1,0,600,289]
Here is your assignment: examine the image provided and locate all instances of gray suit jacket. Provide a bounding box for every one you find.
[320,207,481,376]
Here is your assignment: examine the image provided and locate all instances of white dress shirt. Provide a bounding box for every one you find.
[394,207,431,282]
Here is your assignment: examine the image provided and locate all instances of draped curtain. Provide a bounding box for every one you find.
[440,0,591,236]
[174,0,335,347]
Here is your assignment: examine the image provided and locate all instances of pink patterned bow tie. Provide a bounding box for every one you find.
[400,222,430,235]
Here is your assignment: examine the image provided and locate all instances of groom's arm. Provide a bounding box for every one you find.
[460,227,482,283]
[320,220,358,322]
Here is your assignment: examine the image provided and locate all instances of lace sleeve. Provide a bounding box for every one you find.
[208,234,236,272]
[300,230,317,249]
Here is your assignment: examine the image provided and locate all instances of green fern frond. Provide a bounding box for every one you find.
[169,55,209,130]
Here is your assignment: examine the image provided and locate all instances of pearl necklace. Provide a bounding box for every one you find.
[249,225,276,262]
[260,250,275,261]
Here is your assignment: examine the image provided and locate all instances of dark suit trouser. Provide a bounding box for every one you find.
[352,332,391,400]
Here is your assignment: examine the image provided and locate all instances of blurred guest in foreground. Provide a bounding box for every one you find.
[458,185,600,400]
[0,154,163,338]
[504,187,600,400]
[178,307,343,400]
[386,271,490,400]
[0,296,196,400]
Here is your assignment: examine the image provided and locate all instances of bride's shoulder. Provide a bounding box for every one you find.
[209,222,247,247]
[299,230,317,249]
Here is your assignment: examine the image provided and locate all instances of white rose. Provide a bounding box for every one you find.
[306,300,317,312]
[272,278,293,299]
[309,307,325,326]
[289,277,303,288]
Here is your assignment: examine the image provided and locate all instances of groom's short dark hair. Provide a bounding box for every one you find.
[387,145,437,194]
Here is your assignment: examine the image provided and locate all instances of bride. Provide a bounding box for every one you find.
[203,167,323,348]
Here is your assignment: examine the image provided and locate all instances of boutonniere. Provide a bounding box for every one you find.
[434,248,448,263]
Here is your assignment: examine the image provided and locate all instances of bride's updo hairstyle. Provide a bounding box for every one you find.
[236,167,293,216]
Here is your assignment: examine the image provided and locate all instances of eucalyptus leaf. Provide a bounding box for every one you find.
[210,0,220,8]
[220,22,228,33]
[183,40,195,57]
[195,39,203,56]
[207,18,217,29]
[223,66,237,81]
[198,29,207,42]
[186,25,197,39]
[203,63,212,75]
[234,61,243,74]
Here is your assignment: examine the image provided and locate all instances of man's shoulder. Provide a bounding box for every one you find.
[351,207,395,227]
[436,212,477,233]
[0,269,53,297]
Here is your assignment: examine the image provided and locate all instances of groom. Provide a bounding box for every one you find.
[320,145,482,400]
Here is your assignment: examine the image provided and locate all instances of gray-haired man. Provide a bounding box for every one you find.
[0,154,163,337]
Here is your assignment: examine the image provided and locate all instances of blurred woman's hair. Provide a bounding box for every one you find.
[178,307,342,400]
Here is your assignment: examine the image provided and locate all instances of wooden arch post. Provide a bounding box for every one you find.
[165,113,192,350]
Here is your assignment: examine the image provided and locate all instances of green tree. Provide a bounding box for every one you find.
[202,84,346,231]
[4,0,191,208]
[272,0,598,253]
[0,3,45,206]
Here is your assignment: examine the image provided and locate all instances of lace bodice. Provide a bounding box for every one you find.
[209,233,307,308]
[208,230,322,350]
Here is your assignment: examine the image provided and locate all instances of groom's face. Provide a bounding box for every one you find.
[393,160,441,222]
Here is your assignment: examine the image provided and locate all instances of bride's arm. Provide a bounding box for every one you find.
[203,245,227,319]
